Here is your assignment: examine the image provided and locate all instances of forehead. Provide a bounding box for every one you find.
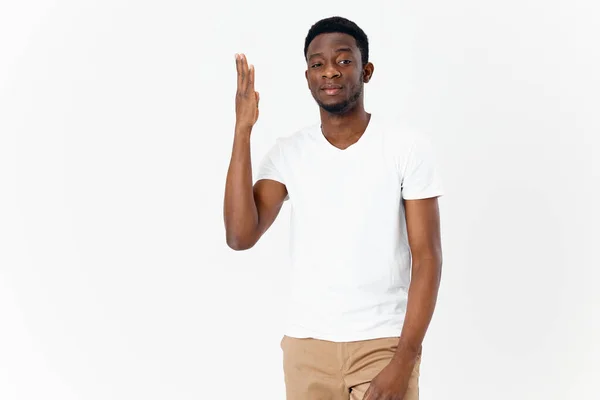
[307,32,358,55]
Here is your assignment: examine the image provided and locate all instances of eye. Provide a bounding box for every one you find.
[311,63,322,68]
[339,60,352,65]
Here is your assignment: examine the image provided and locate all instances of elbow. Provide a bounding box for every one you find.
[226,240,253,251]
[225,233,256,251]
[223,216,260,251]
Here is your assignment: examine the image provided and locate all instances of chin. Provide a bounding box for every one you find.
[315,86,362,115]
[319,100,354,115]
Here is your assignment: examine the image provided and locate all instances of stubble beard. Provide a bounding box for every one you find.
[316,82,363,115]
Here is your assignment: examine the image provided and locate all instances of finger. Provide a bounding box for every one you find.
[240,54,248,92]
[363,387,371,400]
[248,64,255,92]
[363,386,374,400]
[235,54,242,90]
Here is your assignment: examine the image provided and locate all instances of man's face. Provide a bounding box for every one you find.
[305,32,373,115]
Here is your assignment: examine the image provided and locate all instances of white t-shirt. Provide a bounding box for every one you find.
[255,114,444,342]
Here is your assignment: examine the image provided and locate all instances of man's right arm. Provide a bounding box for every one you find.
[223,125,287,251]
[223,53,288,251]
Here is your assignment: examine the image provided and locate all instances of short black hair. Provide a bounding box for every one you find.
[304,16,369,67]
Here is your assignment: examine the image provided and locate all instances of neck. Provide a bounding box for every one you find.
[319,104,371,140]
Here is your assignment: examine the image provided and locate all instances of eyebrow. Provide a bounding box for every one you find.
[308,47,353,60]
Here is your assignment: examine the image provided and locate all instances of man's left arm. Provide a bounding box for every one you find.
[364,196,442,400]
[394,196,442,359]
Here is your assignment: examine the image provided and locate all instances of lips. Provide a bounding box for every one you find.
[321,84,343,95]
[321,84,342,90]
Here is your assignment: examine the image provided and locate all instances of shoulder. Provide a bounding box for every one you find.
[273,122,320,152]
[377,115,428,156]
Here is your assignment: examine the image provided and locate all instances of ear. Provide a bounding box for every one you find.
[305,69,309,88]
[362,62,375,83]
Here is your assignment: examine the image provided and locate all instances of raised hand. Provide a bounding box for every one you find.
[235,53,260,130]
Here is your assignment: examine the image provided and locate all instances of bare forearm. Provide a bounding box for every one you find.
[394,256,442,361]
[223,125,259,248]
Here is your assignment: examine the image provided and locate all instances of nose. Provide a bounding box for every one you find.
[322,63,341,79]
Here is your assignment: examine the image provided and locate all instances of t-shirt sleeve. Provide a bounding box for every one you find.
[255,138,289,200]
[401,133,445,200]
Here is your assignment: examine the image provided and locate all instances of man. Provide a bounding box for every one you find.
[223,16,444,400]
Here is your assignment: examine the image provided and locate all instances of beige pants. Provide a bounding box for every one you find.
[281,335,420,400]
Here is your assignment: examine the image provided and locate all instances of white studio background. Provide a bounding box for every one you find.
[1,0,598,399]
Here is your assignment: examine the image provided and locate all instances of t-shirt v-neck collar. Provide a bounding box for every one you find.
[316,114,376,154]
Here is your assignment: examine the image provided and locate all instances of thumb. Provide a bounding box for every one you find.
[255,91,260,105]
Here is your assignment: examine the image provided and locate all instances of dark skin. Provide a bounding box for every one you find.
[304,32,374,149]
[224,33,442,400]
